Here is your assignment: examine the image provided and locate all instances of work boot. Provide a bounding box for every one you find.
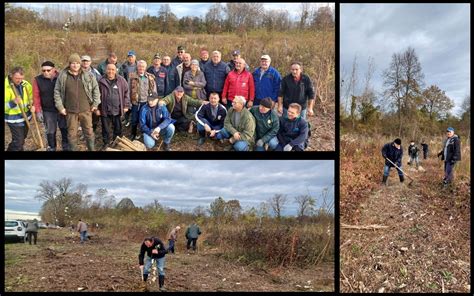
[163,143,171,151]
[47,134,56,151]
[86,138,95,151]
[382,175,388,185]
[197,137,206,146]
[159,275,166,291]
[399,175,405,183]
[143,274,148,282]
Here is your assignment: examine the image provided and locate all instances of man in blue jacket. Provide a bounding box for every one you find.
[147,53,167,97]
[253,55,282,106]
[437,127,461,187]
[203,51,230,100]
[161,56,178,96]
[139,94,175,151]
[138,236,168,291]
[381,138,404,185]
[195,92,227,145]
[276,103,309,151]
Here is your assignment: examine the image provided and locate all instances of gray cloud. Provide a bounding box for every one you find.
[5,160,334,216]
[341,3,470,116]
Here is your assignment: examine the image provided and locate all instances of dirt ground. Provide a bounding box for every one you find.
[5,229,334,292]
[340,156,471,293]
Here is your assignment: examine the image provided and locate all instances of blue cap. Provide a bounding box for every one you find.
[447,127,454,132]
[127,50,136,56]
[175,86,184,92]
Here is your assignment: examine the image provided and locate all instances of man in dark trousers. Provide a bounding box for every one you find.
[407,140,420,169]
[437,127,461,187]
[381,138,404,185]
[25,219,39,245]
[421,140,429,159]
[139,236,168,291]
[185,222,202,253]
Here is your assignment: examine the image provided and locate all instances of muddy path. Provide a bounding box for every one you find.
[340,156,471,293]
[5,229,334,292]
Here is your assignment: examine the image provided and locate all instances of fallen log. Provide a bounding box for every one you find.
[341,223,389,230]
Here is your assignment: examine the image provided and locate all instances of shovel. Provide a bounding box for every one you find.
[385,158,415,185]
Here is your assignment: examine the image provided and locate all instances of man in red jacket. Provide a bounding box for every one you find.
[221,58,255,109]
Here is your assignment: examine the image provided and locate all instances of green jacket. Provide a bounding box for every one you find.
[249,106,279,144]
[224,107,256,145]
[160,93,203,120]
[54,68,101,112]
[185,224,201,239]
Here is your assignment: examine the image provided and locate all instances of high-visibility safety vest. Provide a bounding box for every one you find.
[4,76,33,124]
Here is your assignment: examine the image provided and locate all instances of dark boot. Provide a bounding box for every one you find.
[382,175,388,185]
[130,125,138,140]
[197,137,206,146]
[143,273,148,282]
[159,275,166,291]
[86,138,95,151]
[399,175,405,183]
[163,143,171,151]
[47,134,56,151]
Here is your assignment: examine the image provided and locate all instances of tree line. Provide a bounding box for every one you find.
[5,3,334,34]
[341,47,470,139]
[35,178,333,227]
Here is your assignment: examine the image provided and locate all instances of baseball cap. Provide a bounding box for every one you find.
[232,49,240,56]
[153,53,161,59]
[446,127,455,132]
[177,45,185,51]
[147,93,160,101]
[127,50,136,56]
[175,86,184,92]
[260,54,271,60]
[81,55,92,62]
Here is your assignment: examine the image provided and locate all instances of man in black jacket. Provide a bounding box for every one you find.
[381,138,404,185]
[421,140,429,159]
[437,127,461,187]
[138,237,168,291]
[276,103,309,151]
[277,62,315,119]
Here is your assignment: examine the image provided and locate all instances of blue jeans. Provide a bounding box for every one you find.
[383,164,403,177]
[131,102,147,126]
[254,136,279,151]
[283,108,307,120]
[218,128,250,151]
[143,124,175,148]
[168,239,175,253]
[144,256,165,276]
[444,161,456,183]
[196,118,222,138]
[409,155,419,166]
[80,231,87,243]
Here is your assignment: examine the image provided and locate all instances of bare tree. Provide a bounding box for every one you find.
[268,194,288,220]
[299,3,311,30]
[295,194,316,219]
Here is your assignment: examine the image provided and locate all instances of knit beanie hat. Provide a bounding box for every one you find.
[68,53,81,64]
[394,138,402,145]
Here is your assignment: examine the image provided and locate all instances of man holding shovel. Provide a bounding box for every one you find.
[381,138,404,185]
[4,67,34,151]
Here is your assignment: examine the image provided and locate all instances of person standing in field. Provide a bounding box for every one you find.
[25,219,39,245]
[203,50,230,101]
[276,103,309,152]
[407,140,420,168]
[175,53,193,87]
[129,60,157,141]
[161,55,178,96]
[185,222,202,253]
[221,58,255,109]
[54,53,101,151]
[146,53,168,98]
[97,52,122,76]
[183,59,207,101]
[381,138,404,185]
[437,127,461,187]
[98,63,130,150]
[171,45,185,68]
[168,226,181,254]
[81,55,102,134]
[5,67,34,151]
[199,48,210,69]
[278,62,316,120]
[77,219,88,244]
[421,140,429,159]
[120,50,138,128]
[249,97,280,151]
[253,54,282,107]
[138,236,169,291]
[33,61,69,151]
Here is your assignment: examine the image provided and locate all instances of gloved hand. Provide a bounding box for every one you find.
[256,139,264,147]
[36,111,44,123]
[283,144,292,152]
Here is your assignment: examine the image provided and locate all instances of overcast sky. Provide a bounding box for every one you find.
[13,2,335,20]
[5,160,334,217]
[340,3,470,116]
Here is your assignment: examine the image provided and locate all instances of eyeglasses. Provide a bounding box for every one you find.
[178,51,184,53]
[42,69,53,72]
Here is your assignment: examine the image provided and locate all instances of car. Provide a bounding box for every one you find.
[4,220,27,243]
[38,222,48,229]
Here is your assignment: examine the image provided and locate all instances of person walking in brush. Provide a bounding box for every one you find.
[437,127,461,187]
[139,236,168,291]
[77,219,88,244]
[421,140,429,159]
[185,222,202,253]
[25,219,39,245]
[381,138,404,185]
[407,140,420,168]
[168,226,181,254]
